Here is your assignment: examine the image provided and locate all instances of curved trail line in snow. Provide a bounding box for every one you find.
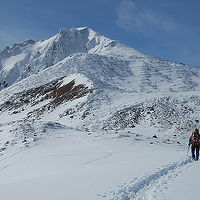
[0,148,31,163]
[84,152,112,167]
[0,151,113,173]
[107,158,192,200]
[0,135,114,172]
[75,135,113,167]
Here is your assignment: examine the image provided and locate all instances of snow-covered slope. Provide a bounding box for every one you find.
[0,27,200,200]
[0,27,144,89]
[0,27,200,147]
[0,128,196,200]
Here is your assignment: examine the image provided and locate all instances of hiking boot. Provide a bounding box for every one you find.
[192,157,196,161]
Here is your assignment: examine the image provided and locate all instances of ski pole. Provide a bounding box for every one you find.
[186,145,190,158]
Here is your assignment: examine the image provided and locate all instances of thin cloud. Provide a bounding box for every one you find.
[116,0,176,35]
[116,0,137,31]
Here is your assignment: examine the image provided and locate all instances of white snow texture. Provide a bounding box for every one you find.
[0,27,200,200]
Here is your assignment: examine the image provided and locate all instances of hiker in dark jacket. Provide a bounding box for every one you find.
[189,128,200,161]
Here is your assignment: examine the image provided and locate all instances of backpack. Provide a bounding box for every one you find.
[191,130,200,145]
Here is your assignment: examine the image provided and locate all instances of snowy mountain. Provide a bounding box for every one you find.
[0,27,200,200]
[0,27,143,89]
[0,27,200,149]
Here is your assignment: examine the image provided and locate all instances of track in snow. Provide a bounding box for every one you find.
[105,158,193,200]
[0,151,113,174]
[84,152,112,167]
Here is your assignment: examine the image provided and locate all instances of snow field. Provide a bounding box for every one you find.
[0,127,194,200]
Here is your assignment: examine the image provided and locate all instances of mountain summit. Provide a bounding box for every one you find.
[0,27,200,150]
[0,27,145,90]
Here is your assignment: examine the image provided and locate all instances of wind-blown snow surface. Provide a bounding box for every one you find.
[0,128,198,200]
[0,27,200,199]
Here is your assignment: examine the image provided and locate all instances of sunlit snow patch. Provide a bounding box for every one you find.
[1,53,27,72]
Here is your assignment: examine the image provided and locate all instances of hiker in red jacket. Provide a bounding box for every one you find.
[189,128,200,161]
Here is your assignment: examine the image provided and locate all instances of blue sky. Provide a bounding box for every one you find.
[0,0,200,66]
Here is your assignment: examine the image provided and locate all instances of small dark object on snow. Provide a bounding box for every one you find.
[0,147,6,152]
[153,135,157,138]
